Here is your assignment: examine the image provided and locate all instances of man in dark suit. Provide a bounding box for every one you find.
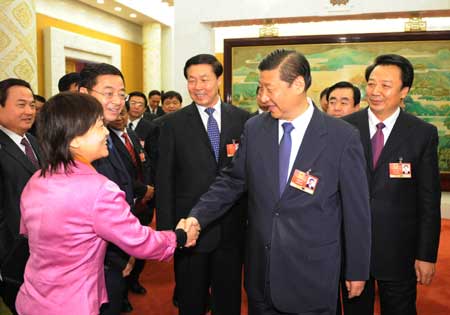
[156,54,249,315]
[0,78,41,314]
[326,81,360,118]
[147,90,164,117]
[186,49,372,315]
[79,63,138,315]
[342,54,441,315]
[127,91,159,189]
[109,107,154,298]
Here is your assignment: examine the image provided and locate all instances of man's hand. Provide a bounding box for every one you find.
[175,217,201,247]
[122,257,135,277]
[142,185,155,203]
[345,280,365,299]
[415,259,435,285]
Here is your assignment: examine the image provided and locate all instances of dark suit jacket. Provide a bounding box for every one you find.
[344,108,441,280]
[109,128,151,200]
[190,108,371,313]
[0,131,41,262]
[146,106,164,117]
[133,118,159,182]
[156,102,249,252]
[93,137,134,271]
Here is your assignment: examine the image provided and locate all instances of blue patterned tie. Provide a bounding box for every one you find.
[279,122,294,196]
[205,108,220,162]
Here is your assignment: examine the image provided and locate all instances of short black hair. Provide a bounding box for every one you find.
[37,92,103,176]
[183,54,223,79]
[128,91,148,107]
[326,81,361,106]
[365,54,414,89]
[319,87,329,99]
[79,63,124,91]
[162,91,182,104]
[34,94,46,103]
[148,90,161,98]
[258,49,312,91]
[0,78,33,107]
[58,72,81,92]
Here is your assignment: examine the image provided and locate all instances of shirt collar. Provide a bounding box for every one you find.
[279,98,314,131]
[368,107,400,131]
[195,97,222,114]
[0,125,27,146]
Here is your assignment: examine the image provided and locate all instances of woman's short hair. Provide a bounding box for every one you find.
[37,92,104,176]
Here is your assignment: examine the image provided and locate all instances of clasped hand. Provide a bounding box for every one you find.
[176,217,201,247]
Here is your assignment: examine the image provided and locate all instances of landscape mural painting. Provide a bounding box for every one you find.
[223,32,450,184]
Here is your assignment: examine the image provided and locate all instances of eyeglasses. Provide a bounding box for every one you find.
[90,88,127,101]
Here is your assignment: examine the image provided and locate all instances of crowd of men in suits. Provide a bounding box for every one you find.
[0,50,441,315]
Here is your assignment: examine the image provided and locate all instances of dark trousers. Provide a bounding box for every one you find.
[342,276,417,315]
[100,267,126,315]
[248,282,333,315]
[175,245,242,315]
[0,282,19,315]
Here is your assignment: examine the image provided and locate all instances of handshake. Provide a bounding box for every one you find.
[176,217,201,247]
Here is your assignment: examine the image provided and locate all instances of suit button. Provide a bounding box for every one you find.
[274,212,280,216]
[265,244,271,249]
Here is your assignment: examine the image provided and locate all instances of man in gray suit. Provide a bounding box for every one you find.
[187,49,372,315]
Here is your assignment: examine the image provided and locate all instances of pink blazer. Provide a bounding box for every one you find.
[16,161,176,315]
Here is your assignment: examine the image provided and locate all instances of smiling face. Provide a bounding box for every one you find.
[366,65,409,121]
[186,64,221,108]
[162,97,182,113]
[258,67,306,121]
[70,118,109,163]
[80,74,125,123]
[0,85,35,136]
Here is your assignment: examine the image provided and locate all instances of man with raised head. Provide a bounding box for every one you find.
[342,54,441,315]
[186,49,372,315]
[326,81,361,118]
[156,54,249,315]
[0,78,41,314]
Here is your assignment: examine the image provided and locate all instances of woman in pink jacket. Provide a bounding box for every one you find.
[15,93,197,315]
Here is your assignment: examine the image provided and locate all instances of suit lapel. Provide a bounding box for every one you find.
[286,108,327,195]
[355,109,373,172]
[186,103,216,162]
[376,110,413,169]
[257,114,280,202]
[219,102,233,165]
[0,130,38,174]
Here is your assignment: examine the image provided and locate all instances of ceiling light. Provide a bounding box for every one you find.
[129,13,137,18]
[114,6,122,12]
[96,0,104,3]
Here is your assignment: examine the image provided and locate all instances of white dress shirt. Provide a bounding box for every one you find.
[278,99,314,183]
[0,125,36,157]
[196,98,222,133]
[368,107,400,145]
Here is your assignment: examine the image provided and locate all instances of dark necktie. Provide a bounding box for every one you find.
[21,137,39,169]
[122,132,137,166]
[371,122,385,168]
[128,122,134,130]
[279,122,294,196]
[205,108,220,162]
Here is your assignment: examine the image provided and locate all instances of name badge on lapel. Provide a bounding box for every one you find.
[226,139,239,157]
[140,140,145,148]
[290,169,319,195]
[139,149,146,163]
[389,158,411,178]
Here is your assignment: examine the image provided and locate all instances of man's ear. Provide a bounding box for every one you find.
[79,87,88,94]
[292,76,306,95]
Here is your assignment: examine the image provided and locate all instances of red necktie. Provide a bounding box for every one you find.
[122,132,137,166]
[21,137,39,169]
[371,122,385,168]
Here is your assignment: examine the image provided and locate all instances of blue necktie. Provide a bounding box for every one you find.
[205,108,220,162]
[279,122,294,196]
